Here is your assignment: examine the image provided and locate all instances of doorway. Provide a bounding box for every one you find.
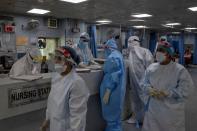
[39,38,58,59]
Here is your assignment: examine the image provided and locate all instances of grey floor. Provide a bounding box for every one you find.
[0,67,196,131]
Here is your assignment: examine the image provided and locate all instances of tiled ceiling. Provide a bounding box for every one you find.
[0,0,197,30]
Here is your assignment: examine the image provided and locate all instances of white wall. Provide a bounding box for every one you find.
[96,26,120,44]
[65,19,87,46]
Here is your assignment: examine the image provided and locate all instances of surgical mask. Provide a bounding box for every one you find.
[78,41,87,49]
[84,42,89,46]
[156,52,166,63]
[128,41,140,48]
[55,63,65,73]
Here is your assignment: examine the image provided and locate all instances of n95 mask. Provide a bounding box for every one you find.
[55,63,65,74]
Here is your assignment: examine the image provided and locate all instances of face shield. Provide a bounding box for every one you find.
[54,46,80,74]
[80,32,90,43]
[80,37,89,42]
[55,48,77,66]
[78,34,90,49]
[54,50,72,74]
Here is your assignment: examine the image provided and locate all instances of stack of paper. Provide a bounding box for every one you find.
[85,65,102,70]
[76,68,91,73]
[10,75,43,81]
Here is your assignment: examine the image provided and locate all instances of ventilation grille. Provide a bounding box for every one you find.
[48,18,57,28]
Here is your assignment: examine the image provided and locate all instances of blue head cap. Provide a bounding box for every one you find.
[104,39,118,57]
[105,39,118,49]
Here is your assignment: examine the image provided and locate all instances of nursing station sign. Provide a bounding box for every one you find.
[8,83,51,108]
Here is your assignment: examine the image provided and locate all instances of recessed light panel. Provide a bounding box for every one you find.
[129,19,145,22]
[96,20,112,23]
[133,25,148,29]
[166,23,181,26]
[27,8,50,14]
[188,7,197,11]
[131,14,152,18]
[185,27,197,30]
[60,0,88,3]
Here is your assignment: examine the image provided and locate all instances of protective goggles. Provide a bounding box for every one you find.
[80,37,89,42]
[128,39,140,43]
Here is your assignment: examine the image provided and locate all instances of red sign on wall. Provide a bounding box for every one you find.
[4,25,15,33]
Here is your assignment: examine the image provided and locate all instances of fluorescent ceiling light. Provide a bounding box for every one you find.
[185,27,197,30]
[27,8,50,14]
[96,20,112,23]
[133,25,148,29]
[131,14,152,18]
[171,32,181,34]
[166,23,181,26]
[96,23,110,26]
[129,19,145,22]
[60,0,87,3]
[188,7,197,11]
[162,24,173,28]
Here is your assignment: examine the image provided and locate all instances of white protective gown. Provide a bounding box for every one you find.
[128,46,153,121]
[141,61,194,131]
[9,54,41,77]
[46,69,89,131]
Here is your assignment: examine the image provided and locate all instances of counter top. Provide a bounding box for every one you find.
[0,73,51,87]
[0,70,103,120]
[0,70,103,95]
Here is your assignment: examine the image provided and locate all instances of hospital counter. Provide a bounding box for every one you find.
[0,70,105,131]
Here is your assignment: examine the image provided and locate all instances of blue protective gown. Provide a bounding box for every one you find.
[100,39,126,131]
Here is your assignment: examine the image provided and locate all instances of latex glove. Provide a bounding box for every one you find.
[90,60,99,65]
[40,120,49,131]
[156,90,168,99]
[149,88,168,99]
[103,89,111,105]
[149,88,160,97]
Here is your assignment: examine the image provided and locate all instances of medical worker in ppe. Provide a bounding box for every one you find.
[40,46,89,131]
[75,32,97,66]
[9,46,42,77]
[126,36,153,124]
[100,38,126,131]
[141,41,194,131]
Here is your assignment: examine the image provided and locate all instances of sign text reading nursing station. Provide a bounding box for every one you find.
[8,83,51,108]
